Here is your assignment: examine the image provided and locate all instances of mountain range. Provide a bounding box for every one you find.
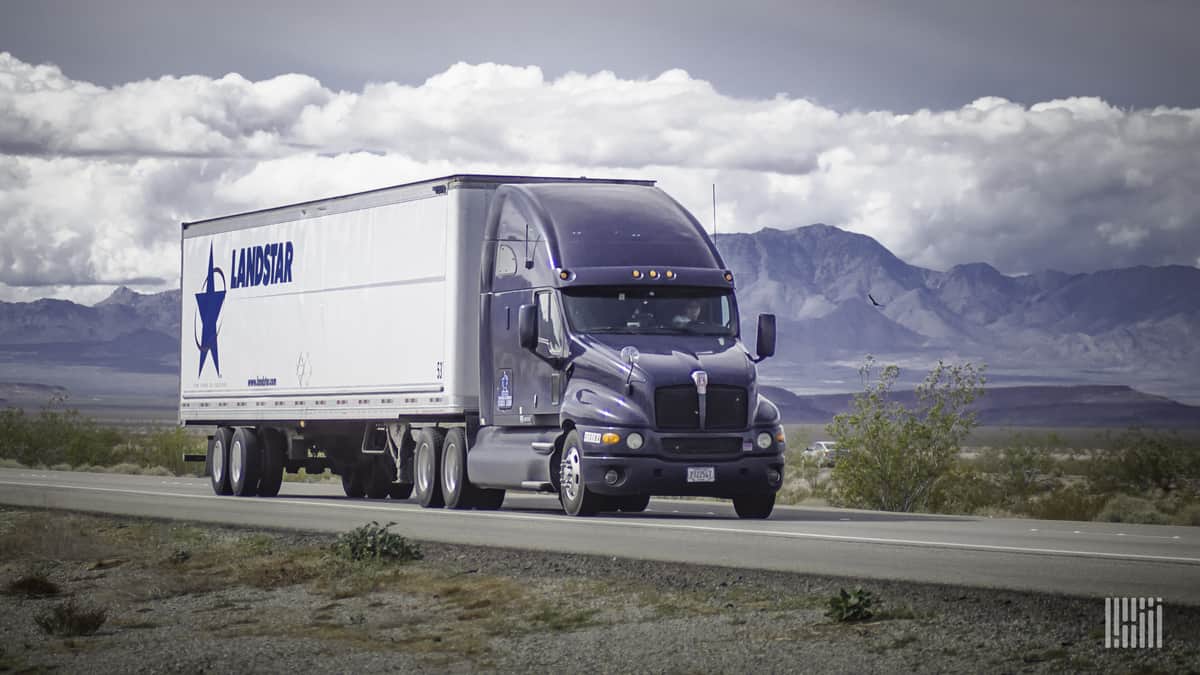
[716,225,1200,407]
[1,223,1198,425]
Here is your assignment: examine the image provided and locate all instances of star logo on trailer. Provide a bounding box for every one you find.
[194,243,227,377]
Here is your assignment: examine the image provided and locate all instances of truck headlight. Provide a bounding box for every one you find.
[626,432,644,450]
[755,431,773,449]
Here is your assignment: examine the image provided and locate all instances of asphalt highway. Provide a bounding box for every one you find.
[2,468,1198,604]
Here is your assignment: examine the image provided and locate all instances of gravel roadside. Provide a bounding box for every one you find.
[1,506,1196,674]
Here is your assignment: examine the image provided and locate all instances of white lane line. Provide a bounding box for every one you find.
[3,479,1200,566]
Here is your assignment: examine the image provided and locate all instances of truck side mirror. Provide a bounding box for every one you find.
[754,313,776,362]
[518,304,538,351]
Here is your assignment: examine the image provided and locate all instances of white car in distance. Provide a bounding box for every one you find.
[803,441,841,466]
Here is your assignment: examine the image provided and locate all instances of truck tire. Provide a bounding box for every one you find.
[365,454,393,499]
[229,427,262,497]
[257,427,286,497]
[440,428,479,509]
[613,494,651,513]
[474,488,505,511]
[732,493,775,519]
[389,482,415,500]
[414,427,445,508]
[341,465,366,498]
[559,430,602,516]
[209,427,233,496]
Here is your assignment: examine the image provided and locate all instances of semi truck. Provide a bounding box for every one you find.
[180,174,785,518]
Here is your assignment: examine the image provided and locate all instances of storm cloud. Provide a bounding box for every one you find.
[1,52,1198,302]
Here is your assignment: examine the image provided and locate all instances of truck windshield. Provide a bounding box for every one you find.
[561,287,737,336]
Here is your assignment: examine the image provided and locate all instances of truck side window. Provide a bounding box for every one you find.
[536,290,566,357]
[495,244,518,277]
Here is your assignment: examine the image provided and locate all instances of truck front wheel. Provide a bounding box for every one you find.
[732,493,775,519]
[414,427,445,508]
[559,431,602,517]
[209,427,233,496]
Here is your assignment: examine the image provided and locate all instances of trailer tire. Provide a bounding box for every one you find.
[365,454,393,499]
[440,428,478,509]
[388,482,414,500]
[341,465,366,498]
[209,427,233,496]
[558,430,602,516]
[414,427,445,508]
[475,488,505,511]
[732,493,775,519]
[257,427,286,497]
[229,427,262,497]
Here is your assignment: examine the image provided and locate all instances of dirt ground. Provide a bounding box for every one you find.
[1,506,1197,674]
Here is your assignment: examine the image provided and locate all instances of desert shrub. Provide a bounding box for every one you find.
[333,521,422,563]
[35,599,107,636]
[1024,484,1107,522]
[0,407,122,467]
[1089,429,1200,494]
[828,358,985,512]
[774,480,811,505]
[1174,504,1200,526]
[926,463,1000,515]
[5,573,60,597]
[827,586,875,622]
[977,433,1063,509]
[123,427,202,476]
[1096,494,1172,525]
[796,453,828,496]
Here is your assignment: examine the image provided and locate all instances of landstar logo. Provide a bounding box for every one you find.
[193,239,297,377]
[194,243,227,377]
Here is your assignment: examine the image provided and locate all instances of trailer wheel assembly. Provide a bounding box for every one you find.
[440,427,479,509]
[414,427,446,508]
[229,427,262,497]
[208,427,233,496]
[257,427,286,497]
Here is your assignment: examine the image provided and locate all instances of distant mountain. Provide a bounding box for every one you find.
[761,384,1200,428]
[0,286,180,374]
[717,225,1200,406]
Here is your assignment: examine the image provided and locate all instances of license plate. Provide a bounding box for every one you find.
[686,466,715,483]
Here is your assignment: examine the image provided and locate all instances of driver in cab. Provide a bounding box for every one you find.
[671,298,703,328]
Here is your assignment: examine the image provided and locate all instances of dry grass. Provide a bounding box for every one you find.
[0,508,835,665]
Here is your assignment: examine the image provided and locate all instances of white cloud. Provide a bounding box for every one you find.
[1,52,1199,301]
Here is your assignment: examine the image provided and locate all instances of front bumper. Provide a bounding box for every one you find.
[576,425,785,497]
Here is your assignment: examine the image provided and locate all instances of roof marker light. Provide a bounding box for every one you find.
[665,270,675,279]
[648,269,659,279]
[724,271,734,282]
[632,270,643,279]
[559,270,570,280]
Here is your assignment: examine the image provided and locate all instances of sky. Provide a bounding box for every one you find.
[1,0,1199,303]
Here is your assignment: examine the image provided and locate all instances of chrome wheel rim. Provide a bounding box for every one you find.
[444,441,459,495]
[212,438,225,481]
[561,444,581,503]
[230,438,243,484]
[416,443,432,493]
